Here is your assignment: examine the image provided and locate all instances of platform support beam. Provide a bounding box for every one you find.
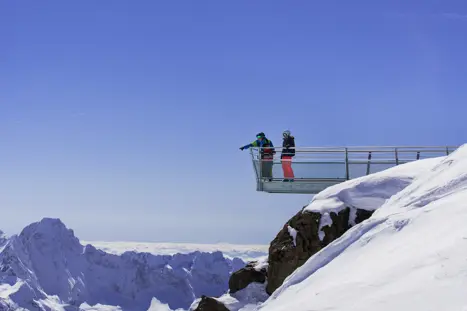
[345,148,349,180]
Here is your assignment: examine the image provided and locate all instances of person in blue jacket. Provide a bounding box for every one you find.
[240,132,275,180]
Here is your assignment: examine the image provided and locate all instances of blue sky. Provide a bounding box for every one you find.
[1,1,466,244]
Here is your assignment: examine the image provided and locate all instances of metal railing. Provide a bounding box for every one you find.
[249,146,458,191]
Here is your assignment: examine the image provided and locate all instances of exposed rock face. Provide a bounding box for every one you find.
[266,208,321,295]
[355,209,374,224]
[194,295,229,311]
[266,206,374,294]
[229,261,267,293]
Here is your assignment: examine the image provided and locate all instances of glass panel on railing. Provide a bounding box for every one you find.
[368,163,395,175]
[252,159,261,179]
[300,162,347,179]
[347,163,398,178]
[257,160,347,180]
[348,163,366,179]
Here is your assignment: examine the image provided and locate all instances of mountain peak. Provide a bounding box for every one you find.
[20,217,71,235]
[17,217,82,252]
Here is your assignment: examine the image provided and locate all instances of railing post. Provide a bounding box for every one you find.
[366,151,372,175]
[258,148,262,179]
[258,148,264,190]
[345,148,350,180]
[250,148,261,191]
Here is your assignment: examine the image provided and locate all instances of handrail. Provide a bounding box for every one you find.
[249,146,459,192]
[252,145,458,149]
[250,146,457,155]
[252,146,458,151]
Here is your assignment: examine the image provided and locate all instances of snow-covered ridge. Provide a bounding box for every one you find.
[84,241,268,262]
[304,156,443,240]
[259,144,467,311]
[0,218,247,311]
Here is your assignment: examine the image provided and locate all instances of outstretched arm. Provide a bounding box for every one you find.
[240,140,258,150]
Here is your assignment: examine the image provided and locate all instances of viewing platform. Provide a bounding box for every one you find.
[249,146,458,194]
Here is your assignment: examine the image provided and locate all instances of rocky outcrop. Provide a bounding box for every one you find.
[266,208,321,295]
[266,206,374,294]
[194,295,229,311]
[187,204,375,305]
[229,260,267,293]
[190,259,268,309]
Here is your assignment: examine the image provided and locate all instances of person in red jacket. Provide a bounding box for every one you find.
[281,130,295,181]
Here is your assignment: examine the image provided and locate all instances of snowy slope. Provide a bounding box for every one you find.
[85,241,268,262]
[304,156,443,240]
[259,144,467,311]
[0,219,245,311]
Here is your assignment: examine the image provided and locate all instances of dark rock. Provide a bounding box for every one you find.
[356,209,374,224]
[194,295,229,311]
[321,207,351,245]
[266,207,321,295]
[229,261,267,293]
[266,206,374,295]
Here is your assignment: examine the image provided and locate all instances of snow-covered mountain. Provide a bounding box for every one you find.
[0,219,245,311]
[3,145,465,311]
[257,144,467,311]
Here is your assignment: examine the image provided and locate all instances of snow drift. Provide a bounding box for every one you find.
[304,156,442,241]
[258,144,467,311]
[0,219,245,311]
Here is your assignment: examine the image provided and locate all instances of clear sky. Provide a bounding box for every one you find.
[1,1,466,244]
